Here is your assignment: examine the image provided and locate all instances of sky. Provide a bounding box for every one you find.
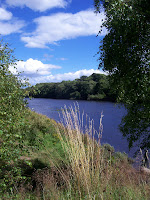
[0,0,106,85]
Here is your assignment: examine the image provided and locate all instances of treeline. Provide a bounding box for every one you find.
[27,73,117,101]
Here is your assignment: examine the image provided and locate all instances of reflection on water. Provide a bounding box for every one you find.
[27,98,137,157]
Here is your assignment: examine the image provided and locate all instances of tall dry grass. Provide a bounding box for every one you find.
[56,103,112,199]
[54,103,150,199]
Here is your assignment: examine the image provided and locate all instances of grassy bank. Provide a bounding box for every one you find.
[1,107,150,200]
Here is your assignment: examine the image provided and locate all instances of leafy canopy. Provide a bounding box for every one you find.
[94,0,150,152]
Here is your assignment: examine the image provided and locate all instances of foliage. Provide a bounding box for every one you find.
[1,39,149,199]
[0,40,29,193]
[1,105,150,199]
[29,105,150,199]
[26,73,117,101]
[94,0,150,152]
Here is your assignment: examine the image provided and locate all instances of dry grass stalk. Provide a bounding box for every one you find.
[56,103,109,198]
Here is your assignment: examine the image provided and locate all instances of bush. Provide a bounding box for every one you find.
[0,40,29,194]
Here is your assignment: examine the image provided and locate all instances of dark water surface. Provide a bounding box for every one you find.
[27,98,136,157]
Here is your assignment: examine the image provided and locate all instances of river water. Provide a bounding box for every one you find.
[27,98,137,157]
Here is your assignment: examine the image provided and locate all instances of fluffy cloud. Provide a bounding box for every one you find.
[21,10,106,48]
[6,0,71,12]
[25,69,106,85]
[0,7,25,35]
[9,58,106,85]
[9,58,61,76]
[0,7,12,20]
[0,21,25,35]
[49,69,106,82]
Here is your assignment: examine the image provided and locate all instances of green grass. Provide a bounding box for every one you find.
[21,109,68,167]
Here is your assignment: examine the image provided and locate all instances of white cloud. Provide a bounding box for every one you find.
[0,7,25,35]
[9,58,106,85]
[51,69,106,82]
[9,58,61,76]
[6,0,71,12]
[24,69,106,85]
[21,10,106,48]
[0,7,12,20]
[0,20,25,35]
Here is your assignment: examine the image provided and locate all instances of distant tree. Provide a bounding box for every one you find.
[93,75,108,94]
[94,0,150,152]
[80,75,88,81]
[91,73,104,82]
[70,91,81,100]
[27,73,116,101]
[76,80,96,100]
[55,83,66,99]
[63,81,77,99]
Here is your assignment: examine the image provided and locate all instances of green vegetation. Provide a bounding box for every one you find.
[0,40,149,198]
[0,40,29,193]
[94,0,150,152]
[26,73,117,101]
[0,40,65,197]
[1,105,150,199]
[0,108,67,199]
[0,19,149,199]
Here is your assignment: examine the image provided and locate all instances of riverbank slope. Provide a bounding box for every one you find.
[1,109,149,199]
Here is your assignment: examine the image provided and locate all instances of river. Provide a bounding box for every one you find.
[27,98,137,157]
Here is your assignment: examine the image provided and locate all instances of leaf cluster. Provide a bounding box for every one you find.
[94,0,150,152]
[0,40,29,193]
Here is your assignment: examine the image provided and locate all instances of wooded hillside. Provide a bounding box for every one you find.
[27,73,117,101]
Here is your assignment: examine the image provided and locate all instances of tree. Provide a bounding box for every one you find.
[94,0,150,152]
[0,40,29,193]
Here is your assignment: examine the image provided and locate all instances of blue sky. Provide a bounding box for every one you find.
[0,0,106,85]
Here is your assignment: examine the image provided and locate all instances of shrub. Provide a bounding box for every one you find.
[0,40,29,194]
